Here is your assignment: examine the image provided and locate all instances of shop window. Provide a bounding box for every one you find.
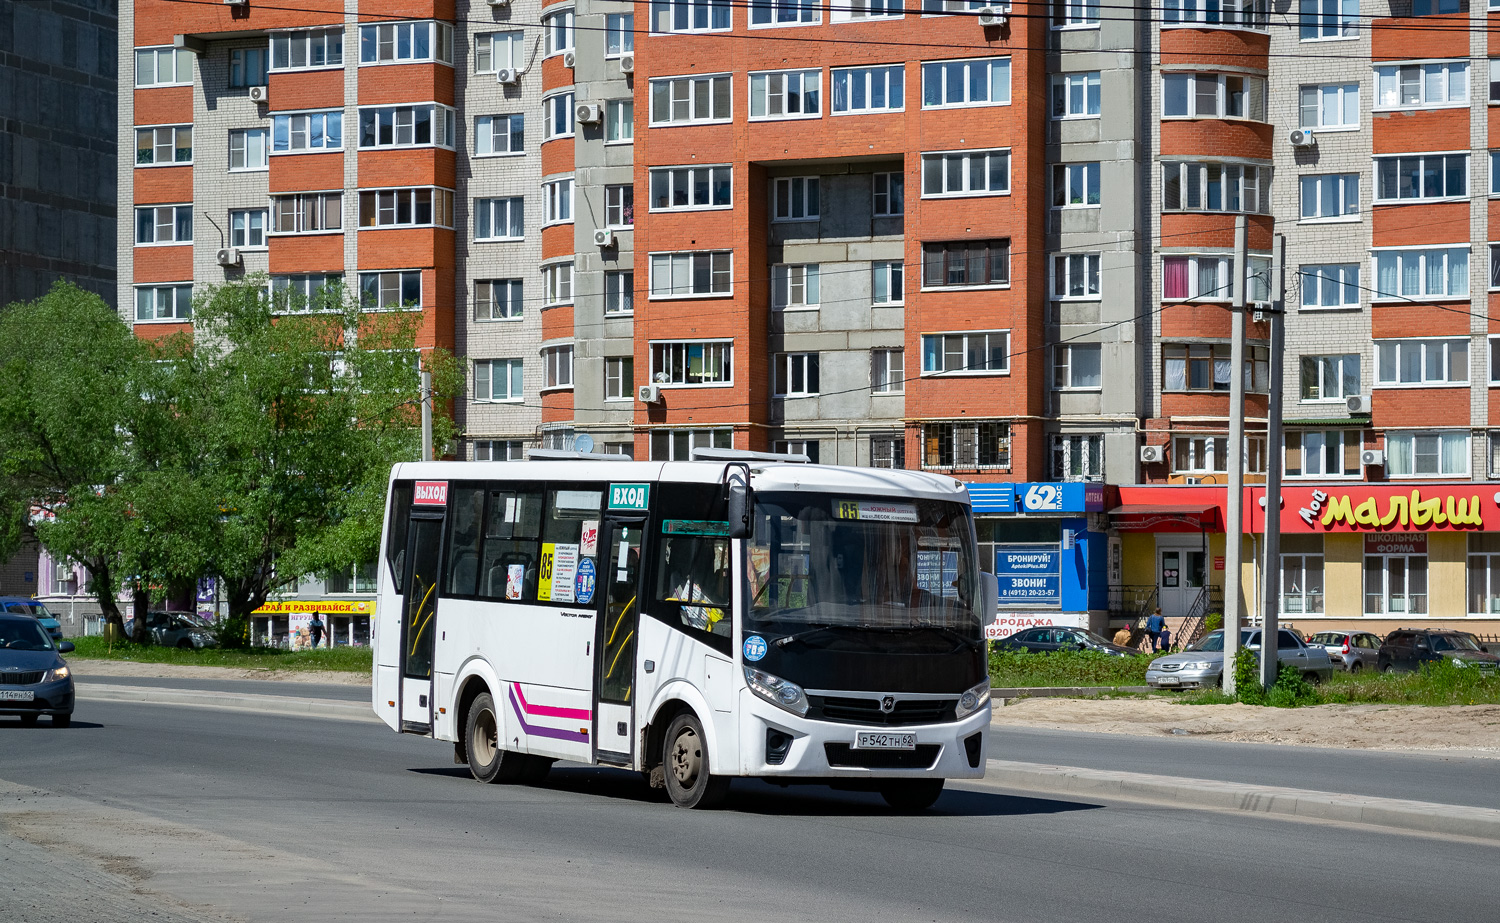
[1365,551,1427,616]
[1468,535,1500,614]
[1280,536,1324,615]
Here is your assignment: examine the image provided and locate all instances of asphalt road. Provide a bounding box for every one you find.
[3,700,1498,923]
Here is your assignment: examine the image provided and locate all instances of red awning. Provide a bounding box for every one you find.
[1109,504,1222,532]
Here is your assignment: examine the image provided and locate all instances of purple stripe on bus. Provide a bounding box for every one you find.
[507,687,589,744]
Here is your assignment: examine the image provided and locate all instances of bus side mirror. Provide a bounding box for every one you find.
[980,573,998,620]
[726,471,752,539]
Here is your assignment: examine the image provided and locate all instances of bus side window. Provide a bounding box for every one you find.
[657,536,732,638]
[539,487,603,603]
[445,487,485,597]
[479,487,544,601]
[385,481,414,593]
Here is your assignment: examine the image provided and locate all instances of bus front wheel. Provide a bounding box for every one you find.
[662,712,730,809]
[465,692,528,784]
[879,779,945,811]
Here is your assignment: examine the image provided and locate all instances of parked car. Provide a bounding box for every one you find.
[1377,629,1500,675]
[993,626,1137,657]
[0,612,74,727]
[1146,628,1334,689]
[1307,630,1383,673]
[0,597,62,642]
[142,611,215,649]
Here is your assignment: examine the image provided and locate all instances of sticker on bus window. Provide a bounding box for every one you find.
[580,521,598,557]
[506,565,525,600]
[576,558,596,605]
[608,483,650,511]
[662,520,731,536]
[833,500,918,523]
[545,543,579,603]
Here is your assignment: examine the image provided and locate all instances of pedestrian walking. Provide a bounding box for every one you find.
[1145,608,1166,652]
[309,614,325,649]
[1159,626,1172,653]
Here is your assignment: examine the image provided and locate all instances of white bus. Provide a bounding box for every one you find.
[373,451,997,809]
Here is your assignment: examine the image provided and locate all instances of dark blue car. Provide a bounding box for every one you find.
[0,597,64,642]
[0,613,74,727]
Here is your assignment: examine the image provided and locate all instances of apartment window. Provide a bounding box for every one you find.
[1373,248,1469,299]
[922,240,1010,288]
[1375,154,1467,203]
[1052,0,1100,26]
[269,28,344,71]
[135,126,191,166]
[1492,151,1500,195]
[1300,354,1360,401]
[229,47,268,87]
[1162,255,1231,300]
[871,348,905,393]
[1162,73,1267,121]
[1299,0,1359,39]
[751,0,821,25]
[1054,344,1102,389]
[1172,436,1232,475]
[1300,173,1359,220]
[1163,344,1270,392]
[921,332,1009,375]
[1052,253,1101,299]
[649,251,733,297]
[605,357,635,401]
[606,100,634,143]
[1493,335,1500,382]
[475,359,524,403]
[1052,72,1100,118]
[543,263,574,305]
[1052,434,1104,482]
[135,284,192,322]
[229,209,267,249]
[772,264,820,310]
[542,9,574,55]
[605,271,634,315]
[1375,338,1469,385]
[476,280,523,321]
[774,440,820,462]
[840,0,905,19]
[271,274,342,313]
[831,65,905,113]
[135,205,192,245]
[921,57,1011,108]
[872,261,904,304]
[649,0,732,32]
[229,129,268,170]
[750,70,822,119]
[476,115,524,156]
[544,93,576,140]
[475,197,525,241]
[1375,62,1468,110]
[921,149,1010,197]
[273,111,342,152]
[1488,432,1500,477]
[650,75,732,125]
[135,47,194,87]
[1285,430,1362,477]
[870,434,905,469]
[1300,264,1359,308]
[358,188,454,229]
[1162,162,1269,213]
[1415,0,1462,11]
[474,31,523,73]
[358,105,453,149]
[1165,0,1269,27]
[873,172,904,216]
[774,353,821,397]
[922,422,1010,470]
[605,185,635,228]
[650,341,733,385]
[649,165,732,210]
[543,179,574,226]
[270,192,341,233]
[359,22,453,65]
[1492,245,1500,290]
[1298,83,1359,129]
[606,14,635,54]
[651,429,732,460]
[542,346,574,390]
[1053,163,1101,207]
[1387,431,1469,477]
[359,271,421,310]
[773,176,820,221]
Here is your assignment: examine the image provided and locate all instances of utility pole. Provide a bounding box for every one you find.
[1259,234,1287,692]
[420,357,433,462]
[1222,215,1247,696]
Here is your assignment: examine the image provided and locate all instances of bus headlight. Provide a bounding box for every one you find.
[954,680,991,719]
[744,666,809,717]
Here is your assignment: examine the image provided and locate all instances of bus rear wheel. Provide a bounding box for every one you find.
[662,712,730,809]
[879,779,945,811]
[465,692,528,784]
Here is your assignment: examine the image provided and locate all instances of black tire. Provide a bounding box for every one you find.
[51,713,71,729]
[1302,672,1322,686]
[19,713,38,727]
[519,756,554,785]
[1349,661,1363,674]
[1383,663,1397,675]
[879,779,945,811]
[177,639,194,650]
[464,692,528,784]
[662,712,730,809]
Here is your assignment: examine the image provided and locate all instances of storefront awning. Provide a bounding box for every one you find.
[1109,503,1222,532]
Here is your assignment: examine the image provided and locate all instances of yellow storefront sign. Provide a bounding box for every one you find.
[253,600,377,615]
[1307,488,1484,530]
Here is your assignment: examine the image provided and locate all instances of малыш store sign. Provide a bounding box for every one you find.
[1277,485,1495,532]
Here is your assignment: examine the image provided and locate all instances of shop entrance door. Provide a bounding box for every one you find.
[1157,542,1206,619]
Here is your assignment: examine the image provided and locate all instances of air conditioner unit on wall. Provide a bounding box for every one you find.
[496,67,520,85]
[224,0,247,6]
[562,51,576,68]
[1361,449,1385,467]
[248,85,269,103]
[1140,445,1164,464]
[216,247,241,266]
[576,103,601,124]
[976,6,1007,25]
[619,53,635,74]
[488,0,511,6]
[1346,394,1370,414]
[638,384,662,404]
[593,228,615,248]
[54,562,73,584]
[1288,128,1315,148]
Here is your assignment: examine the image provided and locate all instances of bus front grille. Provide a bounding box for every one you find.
[810,695,956,727]
[823,743,941,770]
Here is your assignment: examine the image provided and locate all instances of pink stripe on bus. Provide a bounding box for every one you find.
[512,682,592,721]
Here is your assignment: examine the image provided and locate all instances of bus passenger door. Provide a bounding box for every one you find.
[400,514,444,733]
[594,517,644,765]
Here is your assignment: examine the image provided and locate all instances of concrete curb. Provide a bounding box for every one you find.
[76,683,380,723]
[992,686,1152,702]
[980,758,1500,842]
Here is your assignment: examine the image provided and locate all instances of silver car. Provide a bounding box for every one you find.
[1307,630,1382,673]
[1146,628,1335,689]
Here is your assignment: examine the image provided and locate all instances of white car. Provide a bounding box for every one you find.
[1146,628,1333,689]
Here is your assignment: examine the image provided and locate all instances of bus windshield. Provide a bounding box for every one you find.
[747,492,979,636]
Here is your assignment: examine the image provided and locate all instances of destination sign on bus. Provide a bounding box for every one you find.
[834,500,918,523]
[608,483,650,511]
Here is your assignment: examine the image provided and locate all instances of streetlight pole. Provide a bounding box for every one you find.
[1259,234,1287,692]
[1222,215,1247,696]
[420,357,433,462]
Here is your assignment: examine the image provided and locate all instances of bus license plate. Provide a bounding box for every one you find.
[0,690,35,701]
[855,731,916,750]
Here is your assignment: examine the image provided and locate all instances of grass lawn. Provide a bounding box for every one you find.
[67,636,373,673]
